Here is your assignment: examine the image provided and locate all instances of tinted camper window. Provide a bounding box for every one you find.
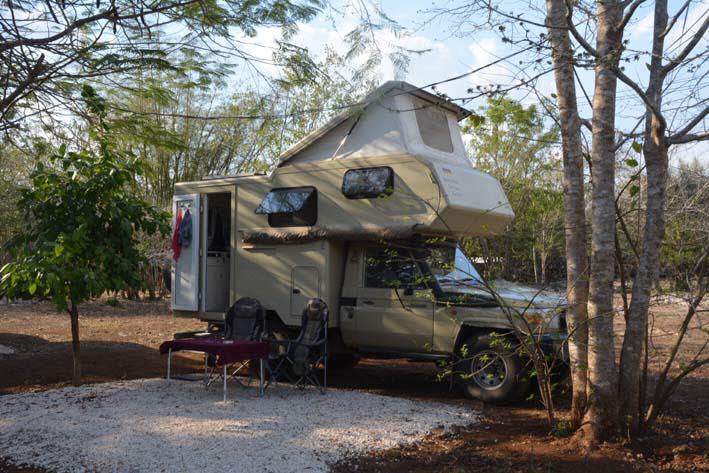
[414,98,454,153]
[255,187,317,227]
[342,167,394,199]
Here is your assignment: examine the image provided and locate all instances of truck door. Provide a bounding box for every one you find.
[353,247,434,352]
[172,194,201,311]
[291,266,320,316]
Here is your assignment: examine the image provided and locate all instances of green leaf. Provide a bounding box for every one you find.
[467,113,485,127]
[54,245,64,257]
[630,185,640,197]
[631,141,642,153]
[28,282,37,295]
[625,158,639,167]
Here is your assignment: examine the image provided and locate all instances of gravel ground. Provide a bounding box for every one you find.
[0,378,477,473]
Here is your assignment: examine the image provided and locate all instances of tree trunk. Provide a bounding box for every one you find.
[545,0,589,429]
[69,303,82,385]
[581,0,624,446]
[619,0,669,437]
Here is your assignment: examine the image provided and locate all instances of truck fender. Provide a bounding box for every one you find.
[452,321,514,355]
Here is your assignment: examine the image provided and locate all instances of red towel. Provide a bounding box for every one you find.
[172,208,183,261]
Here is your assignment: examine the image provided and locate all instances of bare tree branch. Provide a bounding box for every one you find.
[619,0,647,32]
[661,0,692,39]
[668,105,709,143]
[662,14,709,76]
[669,131,709,144]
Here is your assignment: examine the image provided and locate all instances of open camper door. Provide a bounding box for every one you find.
[172,194,201,311]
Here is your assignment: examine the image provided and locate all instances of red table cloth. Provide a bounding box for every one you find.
[159,338,268,365]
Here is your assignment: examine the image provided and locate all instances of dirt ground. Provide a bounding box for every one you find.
[0,297,707,473]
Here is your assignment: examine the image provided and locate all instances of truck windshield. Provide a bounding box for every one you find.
[425,245,484,287]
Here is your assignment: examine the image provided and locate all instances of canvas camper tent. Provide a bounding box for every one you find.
[171,81,514,325]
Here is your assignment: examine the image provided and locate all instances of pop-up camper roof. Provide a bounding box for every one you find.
[277,81,471,166]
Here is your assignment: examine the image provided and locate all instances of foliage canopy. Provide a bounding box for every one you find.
[0,87,170,312]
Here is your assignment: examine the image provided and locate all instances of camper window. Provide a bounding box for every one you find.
[414,98,454,153]
[255,186,317,227]
[342,167,394,199]
[364,248,427,290]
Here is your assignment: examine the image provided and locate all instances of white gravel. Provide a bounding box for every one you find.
[0,378,477,473]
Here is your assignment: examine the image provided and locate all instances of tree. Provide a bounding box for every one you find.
[568,0,625,444]
[464,96,564,283]
[0,0,320,132]
[429,0,708,445]
[105,47,378,206]
[0,86,170,384]
[617,0,707,436]
[544,0,589,430]
[563,0,709,440]
[640,160,709,430]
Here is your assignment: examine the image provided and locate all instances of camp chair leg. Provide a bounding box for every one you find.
[259,358,265,397]
[223,365,227,403]
[323,356,327,394]
[167,348,172,380]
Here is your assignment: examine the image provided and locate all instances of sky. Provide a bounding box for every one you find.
[232,0,708,166]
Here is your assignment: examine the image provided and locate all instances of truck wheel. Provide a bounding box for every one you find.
[457,334,529,404]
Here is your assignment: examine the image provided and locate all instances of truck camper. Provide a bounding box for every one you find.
[171,81,567,402]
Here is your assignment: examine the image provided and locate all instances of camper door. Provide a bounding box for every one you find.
[172,194,201,311]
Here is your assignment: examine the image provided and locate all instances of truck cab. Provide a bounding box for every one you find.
[336,240,566,401]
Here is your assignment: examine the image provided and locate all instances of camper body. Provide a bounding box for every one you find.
[171,82,566,402]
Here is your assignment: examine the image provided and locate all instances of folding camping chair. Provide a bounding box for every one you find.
[267,298,329,393]
[204,297,266,387]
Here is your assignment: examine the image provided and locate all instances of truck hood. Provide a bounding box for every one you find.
[440,279,567,311]
[491,280,567,310]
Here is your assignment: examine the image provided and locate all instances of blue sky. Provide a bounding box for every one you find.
[234,0,708,164]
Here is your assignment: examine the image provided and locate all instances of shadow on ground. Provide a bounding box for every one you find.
[0,333,202,394]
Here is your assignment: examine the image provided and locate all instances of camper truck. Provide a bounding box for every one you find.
[171,81,567,403]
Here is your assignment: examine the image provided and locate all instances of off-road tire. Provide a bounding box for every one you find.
[457,333,530,404]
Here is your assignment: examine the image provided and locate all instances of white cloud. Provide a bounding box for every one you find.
[630,11,655,36]
[466,38,519,90]
[672,140,709,167]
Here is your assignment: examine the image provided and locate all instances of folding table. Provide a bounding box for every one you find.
[159,338,269,401]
